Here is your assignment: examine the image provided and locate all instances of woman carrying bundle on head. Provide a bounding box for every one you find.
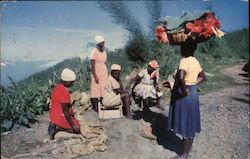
[168,42,206,159]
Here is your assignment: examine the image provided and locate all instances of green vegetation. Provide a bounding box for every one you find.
[195,30,249,94]
[1,1,248,132]
[1,80,50,132]
[1,29,248,132]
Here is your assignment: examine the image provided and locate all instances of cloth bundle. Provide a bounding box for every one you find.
[53,113,107,159]
[52,92,107,159]
[139,119,157,140]
[155,11,225,45]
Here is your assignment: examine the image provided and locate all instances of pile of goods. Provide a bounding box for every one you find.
[155,11,225,45]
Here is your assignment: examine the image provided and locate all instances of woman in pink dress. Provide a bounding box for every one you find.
[90,35,108,112]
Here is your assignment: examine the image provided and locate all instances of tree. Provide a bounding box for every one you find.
[98,1,149,62]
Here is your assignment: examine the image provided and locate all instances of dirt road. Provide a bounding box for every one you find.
[1,64,249,159]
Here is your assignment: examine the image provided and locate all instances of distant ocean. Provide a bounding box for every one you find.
[0,59,61,87]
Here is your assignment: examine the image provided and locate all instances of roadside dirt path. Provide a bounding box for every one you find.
[1,63,249,159]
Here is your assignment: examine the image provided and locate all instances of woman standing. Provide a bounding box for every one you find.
[168,43,206,159]
[90,35,108,112]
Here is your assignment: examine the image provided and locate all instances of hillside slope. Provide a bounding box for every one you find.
[1,63,249,159]
[19,29,249,91]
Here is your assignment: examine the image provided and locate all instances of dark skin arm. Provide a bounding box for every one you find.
[197,71,206,85]
[125,75,142,90]
[62,103,80,133]
[113,80,128,94]
[91,60,99,84]
[178,69,189,96]
[152,76,159,91]
[151,76,161,98]
[178,70,206,96]
[120,81,124,90]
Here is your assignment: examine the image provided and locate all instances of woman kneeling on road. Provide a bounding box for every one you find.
[48,68,80,140]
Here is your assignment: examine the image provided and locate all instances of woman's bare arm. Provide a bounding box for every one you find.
[178,69,189,96]
[91,60,99,84]
[197,71,206,85]
[125,75,142,90]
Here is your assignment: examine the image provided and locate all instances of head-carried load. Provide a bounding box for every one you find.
[155,11,224,45]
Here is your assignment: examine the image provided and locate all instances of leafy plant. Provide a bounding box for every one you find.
[1,0,248,133]
[1,81,51,132]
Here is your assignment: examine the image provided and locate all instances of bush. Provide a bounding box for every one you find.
[1,81,50,132]
[1,28,248,133]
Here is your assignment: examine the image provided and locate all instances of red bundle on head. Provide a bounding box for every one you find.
[155,11,224,45]
[185,12,222,39]
[155,25,169,43]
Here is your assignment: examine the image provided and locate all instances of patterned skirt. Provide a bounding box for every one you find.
[133,83,157,99]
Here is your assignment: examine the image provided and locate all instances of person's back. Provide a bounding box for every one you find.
[179,56,202,85]
[50,83,73,126]
[168,43,206,159]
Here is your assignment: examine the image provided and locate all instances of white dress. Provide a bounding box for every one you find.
[133,69,161,99]
[102,75,122,108]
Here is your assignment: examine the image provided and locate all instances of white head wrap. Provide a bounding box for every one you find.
[60,68,76,81]
[95,35,105,44]
[111,64,121,71]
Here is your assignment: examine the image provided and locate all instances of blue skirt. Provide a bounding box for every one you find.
[168,85,201,138]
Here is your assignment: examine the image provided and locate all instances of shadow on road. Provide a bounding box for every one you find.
[238,73,249,79]
[133,109,182,155]
[231,97,250,105]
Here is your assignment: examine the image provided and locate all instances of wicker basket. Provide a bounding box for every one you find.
[167,29,211,45]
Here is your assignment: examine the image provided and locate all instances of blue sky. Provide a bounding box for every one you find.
[0,0,249,62]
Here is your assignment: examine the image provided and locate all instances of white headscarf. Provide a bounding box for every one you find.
[111,64,121,71]
[95,35,105,44]
[60,68,76,81]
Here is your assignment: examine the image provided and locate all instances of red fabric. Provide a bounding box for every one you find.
[155,25,169,43]
[185,12,221,38]
[49,83,80,129]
